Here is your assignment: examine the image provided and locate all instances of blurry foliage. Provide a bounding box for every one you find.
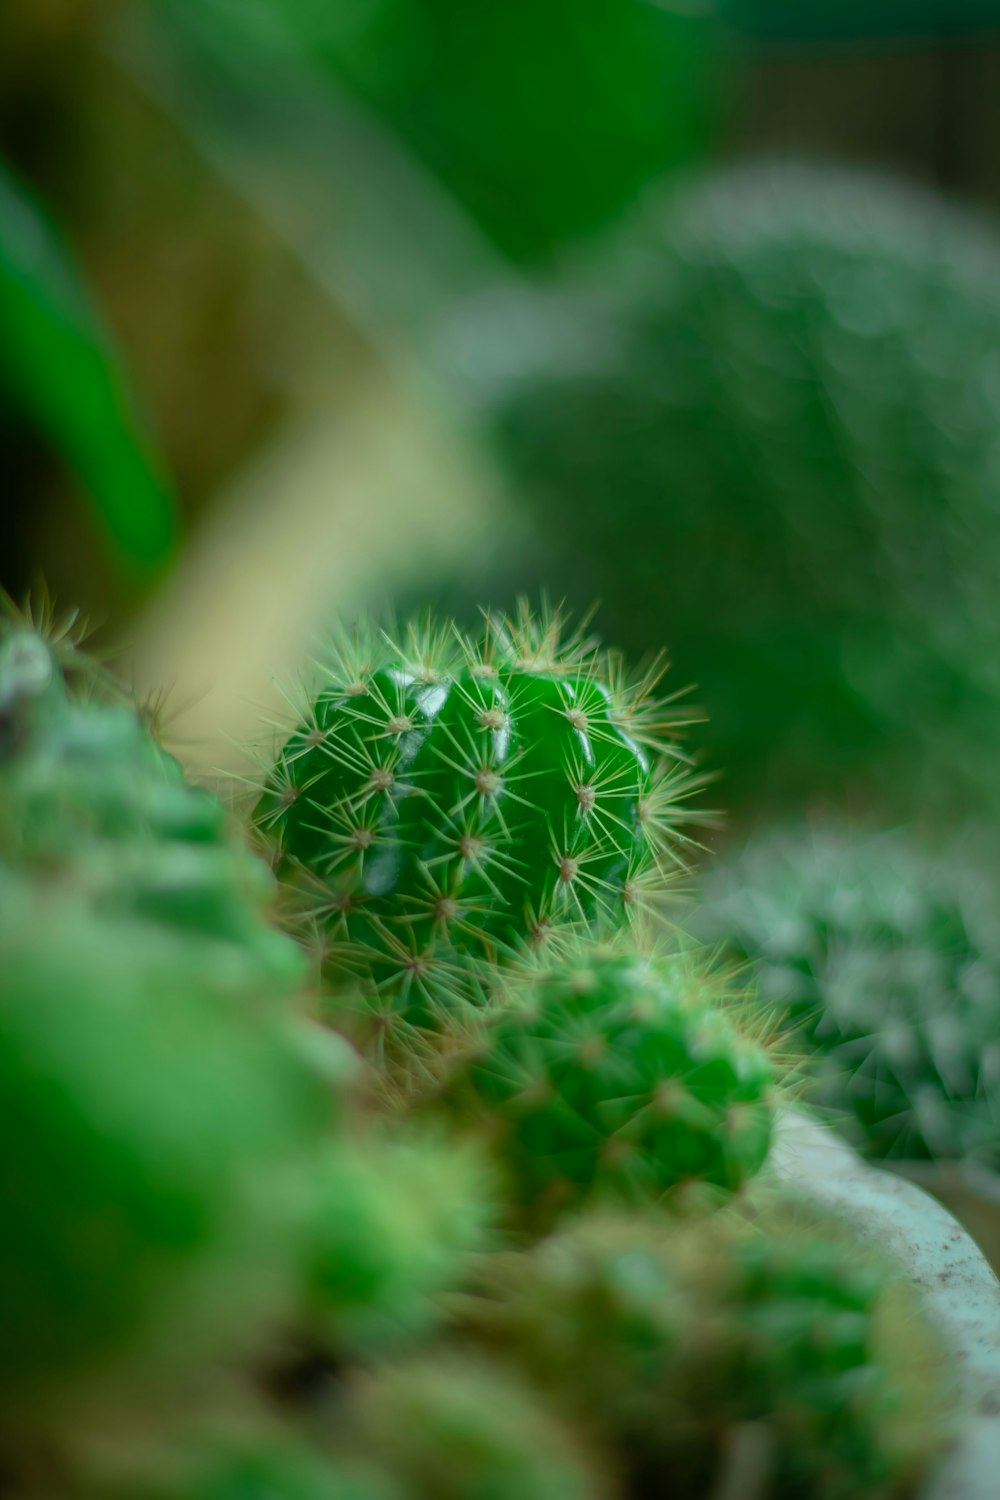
[150,0,722,266]
[0,158,177,576]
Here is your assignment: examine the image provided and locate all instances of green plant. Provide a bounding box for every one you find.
[471,1202,947,1499]
[694,824,1000,1168]
[0,872,336,1441]
[438,934,775,1222]
[302,1128,495,1355]
[484,163,1000,811]
[0,621,303,990]
[346,1353,606,1500]
[253,605,697,1034]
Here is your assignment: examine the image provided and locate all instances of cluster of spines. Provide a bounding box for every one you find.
[433,932,777,1224]
[252,604,702,1031]
[465,1203,948,1500]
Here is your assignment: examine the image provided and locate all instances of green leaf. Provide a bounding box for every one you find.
[0,159,178,575]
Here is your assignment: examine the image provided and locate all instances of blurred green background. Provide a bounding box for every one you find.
[6,0,1000,819]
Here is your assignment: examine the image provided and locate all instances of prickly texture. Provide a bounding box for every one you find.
[0,872,333,1439]
[483,163,1000,811]
[471,1206,947,1499]
[346,1353,607,1500]
[254,607,695,1029]
[439,937,774,1222]
[0,626,303,989]
[302,1130,496,1355]
[694,824,1000,1167]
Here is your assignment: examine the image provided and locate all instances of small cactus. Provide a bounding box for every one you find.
[0,625,303,990]
[254,605,697,1029]
[0,873,334,1440]
[346,1353,607,1500]
[694,824,1000,1167]
[302,1129,496,1355]
[438,934,775,1221]
[472,1203,948,1499]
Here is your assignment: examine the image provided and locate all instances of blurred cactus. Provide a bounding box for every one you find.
[437,935,775,1223]
[301,1129,495,1355]
[346,1353,606,1500]
[471,1203,948,1499]
[0,873,333,1441]
[0,620,303,989]
[253,605,697,1033]
[482,163,1000,811]
[694,824,1000,1168]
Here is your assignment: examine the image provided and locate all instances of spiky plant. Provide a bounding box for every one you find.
[302,1129,496,1355]
[470,1202,948,1499]
[253,604,698,1036]
[694,824,1000,1167]
[0,871,335,1442]
[474,162,1000,811]
[0,624,302,989]
[345,1353,608,1500]
[437,934,775,1223]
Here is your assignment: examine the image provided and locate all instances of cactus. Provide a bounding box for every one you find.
[694,824,1000,1168]
[253,605,696,1032]
[346,1353,607,1500]
[0,624,303,990]
[0,872,337,1440]
[438,934,775,1221]
[477,163,1000,811]
[302,1129,496,1355]
[471,1203,948,1499]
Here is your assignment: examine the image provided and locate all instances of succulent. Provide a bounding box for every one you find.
[478,162,1000,811]
[0,872,336,1439]
[438,935,775,1222]
[694,824,1000,1167]
[346,1353,606,1500]
[0,624,303,989]
[253,605,696,1033]
[472,1203,947,1499]
[302,1129,496,1355]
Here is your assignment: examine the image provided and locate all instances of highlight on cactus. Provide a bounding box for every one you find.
[252,602,701,1029]
[435,932,777,1222]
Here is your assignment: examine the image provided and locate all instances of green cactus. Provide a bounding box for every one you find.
[302,1129,496,1355]
[0,624,303,989]
[477,162,1000,811]
[346,1353,607,1500]
[0,872,338,1440]
[471,1204,947,1499]
[438,934,775,1222]
[694,824,1000,1168]
[253,605,696,1033]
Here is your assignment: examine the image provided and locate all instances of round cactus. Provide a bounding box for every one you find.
[438,935,775,1221]
[472,163,1000,811]
[302,1129,496,1355]
[0,873,335,1438]
[346,1353,607,1500]
[694,824,1000,1168]
[253,605,696,1030]
[472,1204,947,1499]
[0,625,303,990]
